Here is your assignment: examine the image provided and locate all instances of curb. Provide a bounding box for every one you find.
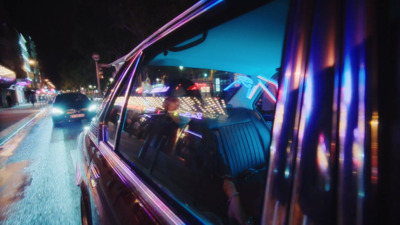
[0,108,47,146]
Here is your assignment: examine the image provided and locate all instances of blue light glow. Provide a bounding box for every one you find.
[51,107,64,115]
[223,75,253,91]
[88,104,98,112]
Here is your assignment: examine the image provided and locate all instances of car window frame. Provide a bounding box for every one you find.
[97,57,136,122]
[114,51,218,224]
[101,53,142,148]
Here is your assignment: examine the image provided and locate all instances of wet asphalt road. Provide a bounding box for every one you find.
[0,108,86,224]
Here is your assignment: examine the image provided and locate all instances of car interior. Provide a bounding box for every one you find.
[103,0,290,223]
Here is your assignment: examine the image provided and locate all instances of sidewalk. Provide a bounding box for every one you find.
[0,102,49,146]
[0,101,47,112]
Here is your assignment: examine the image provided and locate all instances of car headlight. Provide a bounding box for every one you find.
[52,107,64,115]
[88,104,98,112]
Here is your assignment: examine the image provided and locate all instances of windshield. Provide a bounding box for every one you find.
[54,93,90,106]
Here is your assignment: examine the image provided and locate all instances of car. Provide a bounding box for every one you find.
[76,0,399,224]
[51,93,97,126]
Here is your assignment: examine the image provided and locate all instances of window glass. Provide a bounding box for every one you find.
[104,77,129,147]
[255,69,279,122]
[118,0,288,224]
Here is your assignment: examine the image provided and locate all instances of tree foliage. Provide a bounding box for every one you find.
[58,0,196,90]
[4,0,196,90]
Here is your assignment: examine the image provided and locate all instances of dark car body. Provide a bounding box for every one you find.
[51,93,96,126]
[76,0,399,224]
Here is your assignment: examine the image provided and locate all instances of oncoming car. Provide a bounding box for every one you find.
[51,93,97,126]
[76,0,399,225]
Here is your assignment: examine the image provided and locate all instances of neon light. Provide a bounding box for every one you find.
[248,83,260,99]
[259,82,277,102]
[224,75,278,102]
[247,77,277,102]
[223,75,253,91]
[184,129,203,138]
[257,75,279,88]
[179,111,203,120]
[150,86,170,93]
[187,83,207,91]
[187,85,199,90]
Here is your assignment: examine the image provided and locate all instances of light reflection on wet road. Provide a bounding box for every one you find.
[0,109,86,224]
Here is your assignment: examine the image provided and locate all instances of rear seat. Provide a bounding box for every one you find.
[209,107,272,223]
[209,108,272,178]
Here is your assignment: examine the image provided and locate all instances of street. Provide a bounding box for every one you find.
[0,106,84,224]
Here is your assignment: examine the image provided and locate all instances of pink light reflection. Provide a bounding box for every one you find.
[98,142,184,224]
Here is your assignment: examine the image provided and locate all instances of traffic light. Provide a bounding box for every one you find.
[99,67,104,79]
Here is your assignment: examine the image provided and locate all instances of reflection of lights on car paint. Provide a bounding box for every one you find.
[370,112,379,183]
[90,177,97,188]
[98,142,185,224]
[89,104,98,112]
[284,166,290,178]
[51,107,64,115]
[317,133,329,174]
[84,126,90,131]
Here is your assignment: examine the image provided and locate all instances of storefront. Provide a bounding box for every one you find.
[0,65,17,108]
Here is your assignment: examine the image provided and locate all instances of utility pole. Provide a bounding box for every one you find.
[92,53,102,97]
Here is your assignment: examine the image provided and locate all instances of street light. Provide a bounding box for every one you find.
[92,53,102,97]
[28,59,36,66]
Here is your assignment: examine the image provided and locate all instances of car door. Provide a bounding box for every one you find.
[87,54,156,224]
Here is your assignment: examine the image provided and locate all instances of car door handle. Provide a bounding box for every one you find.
[91,146,96,155]
[96,151,102,159]
[89,164,100,188]
[90,164,100,179]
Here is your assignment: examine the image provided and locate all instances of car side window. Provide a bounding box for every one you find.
[118,64,231,223]
[118,62,277,224]
[104,82,129,147]
[116,1,289,223]
[103,59,137,147]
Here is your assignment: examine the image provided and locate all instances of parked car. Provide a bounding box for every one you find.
[51,93,97,126]
[76,0,399,224]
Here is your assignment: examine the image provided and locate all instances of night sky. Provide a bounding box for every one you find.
[1,0,196,88]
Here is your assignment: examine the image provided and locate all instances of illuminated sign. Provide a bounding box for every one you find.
[224,75,254,95]
[224,75,278,102]
[150,86,170,93]
[215,78,220,92]
[179,111,203,120]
